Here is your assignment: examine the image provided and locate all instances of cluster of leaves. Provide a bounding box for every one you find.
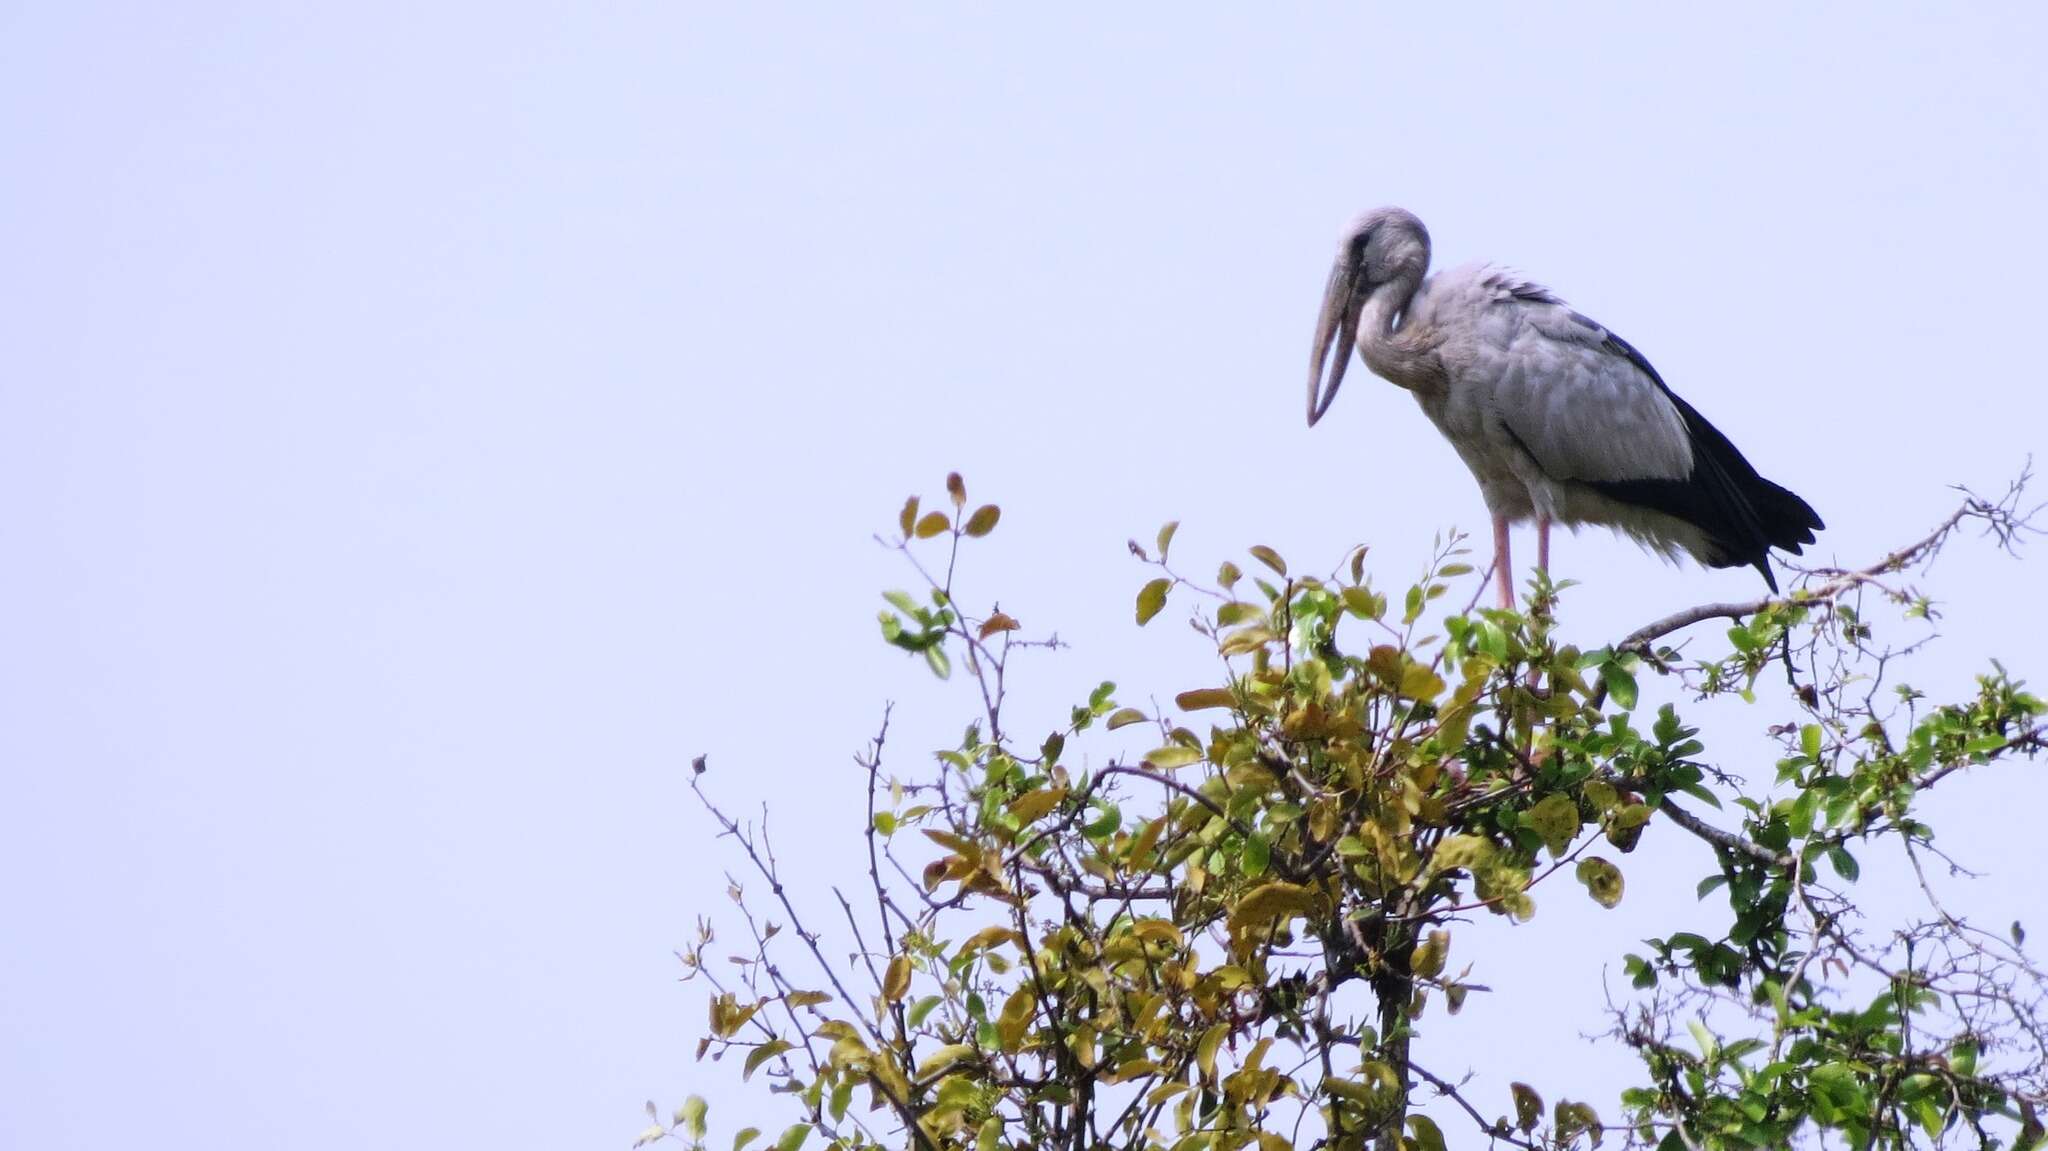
[652,474,2046,1151]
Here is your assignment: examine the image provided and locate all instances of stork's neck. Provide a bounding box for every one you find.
[1357,267,1437,392]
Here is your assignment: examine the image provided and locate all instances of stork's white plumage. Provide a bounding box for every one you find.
[1308,207,1822,609]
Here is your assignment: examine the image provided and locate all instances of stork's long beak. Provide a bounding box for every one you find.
[1307,258,1366,426]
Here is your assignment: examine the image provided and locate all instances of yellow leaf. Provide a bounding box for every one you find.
[996,985,1036,1049]
[869,1054,912,1105]
[957,926,1025,955]
[1175,687,1237,711]
[917,1043,977,1076]
[914,511,950,538]
[1227,881,1317,937]
[1248,545,1287,576]
[1127,816,1165,865]
[882,955,912,1002]
[1512,1082,1544,1132]
[922,828,979,856]
[1241,1037,1274,1072]
[1136,577,1171,626]
[1006,786,1065,825]
[1105,707,1148,730]
[785,990,832,1008]
[945,472,966,508]
[1155,520,1179,559]
[898,496,919,537]
[1409,929,1448,980]
[963,504,1001,537]
[1106,1059,1160,1085]
[814,1020,860,1042]
[1131,918,1184,948]
[1398,662,1446,702]
[1143,745,1202,770]
[1146,1080,1191,1108]
[1219,625,1275,656]
[1195,1023,1227,1082]
[978,611,1020,639]
[1324,1078,1376,1105]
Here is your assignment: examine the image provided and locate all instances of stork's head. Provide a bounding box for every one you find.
[1307,206,1431,426]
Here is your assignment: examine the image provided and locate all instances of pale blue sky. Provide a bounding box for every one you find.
[3,6,2045,1148]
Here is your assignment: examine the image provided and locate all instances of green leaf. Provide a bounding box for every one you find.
[963,504,1001,537]
[1512,1082,1543,1132]
[1687,1019,1717,1060]
[1601,662,1639,710]
[745,1039,794,1080]
[1144,745,1202,770]
[1526,794,1582,857]
[1241,834,1270,878]
[1156,520,1179,560]
[1136,578,1171,626]
[1340,586,1385,620]
[1217,561,1242,589]
[733,1128,762,1151]
[1827,845,1860,882]
[1406,1115,1447,1151]
[907,995,942,1028]
[1216,601,1262,626]
[1106,707,1148,730]
[1575,857,1625,908]
[678,1096,708,1139]
[924,645,951,679]
[1800,723,1822,760]
[774,1124,812,1151]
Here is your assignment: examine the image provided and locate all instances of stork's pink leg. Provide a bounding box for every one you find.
[1537,517,1551,580]
[1492,513,1513,610]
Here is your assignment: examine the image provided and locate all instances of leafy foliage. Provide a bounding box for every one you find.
[654,472,2046,1151]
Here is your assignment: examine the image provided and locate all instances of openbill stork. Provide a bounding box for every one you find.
[1307,207,1823,609]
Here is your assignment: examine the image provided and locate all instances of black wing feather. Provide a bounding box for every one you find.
[1580,333,1824,590]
